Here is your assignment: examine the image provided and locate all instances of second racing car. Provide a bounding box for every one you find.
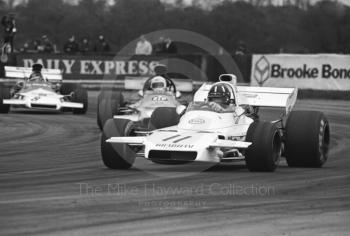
[97,65,185,130]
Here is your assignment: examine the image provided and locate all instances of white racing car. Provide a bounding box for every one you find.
[97,65,187,130]
[0,65,87,114]
[101,74,330,172]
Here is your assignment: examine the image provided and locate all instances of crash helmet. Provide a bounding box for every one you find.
[207,83,235,106]
[32,63,43,72]
[150,76,167,91]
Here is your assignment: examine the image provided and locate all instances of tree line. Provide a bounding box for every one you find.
[1,0,349,54]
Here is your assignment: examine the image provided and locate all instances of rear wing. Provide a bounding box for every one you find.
[124,76,193,92]
[236,86,298,115]
[4,66,62,82]
[193,83,298,115]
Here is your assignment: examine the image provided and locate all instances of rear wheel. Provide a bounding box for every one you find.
[72,86,88,114]
[0,84,10,113]
[101,119,137,169]
[97,91,124,130]
[149,107,180,130]
[245,121,282,172]
[285,111,330,167]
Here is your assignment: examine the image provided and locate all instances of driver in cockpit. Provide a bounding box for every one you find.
[13,64,45,94]
[207,82,257,118]
[207,83,236,113]
[28,63,45,82]
[150,76,167,92]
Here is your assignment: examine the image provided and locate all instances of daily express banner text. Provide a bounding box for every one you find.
[251,54,350,90]
[15,54,203,81]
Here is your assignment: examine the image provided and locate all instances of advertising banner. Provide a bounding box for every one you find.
[15,54,203,81]
[16,54,160,80]
[251,54,350,90]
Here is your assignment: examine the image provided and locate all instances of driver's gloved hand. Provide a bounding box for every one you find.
[14,81,24,92]
[209,102,224,112]
[244,105,254,114]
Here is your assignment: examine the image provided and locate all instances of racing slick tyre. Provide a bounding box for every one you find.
[149,107,180,130]
[0,84,10,113]
[97,91,124,130]
[285,111,330,168]
[60,83,76,95]
[72,86,88,114]
[101,118,137,169]
[97,87,121,101]
[245,121,282,172]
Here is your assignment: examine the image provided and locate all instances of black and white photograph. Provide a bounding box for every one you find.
[0,0,349,235]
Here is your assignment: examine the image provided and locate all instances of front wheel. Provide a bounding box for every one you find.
[101,119,137,169]
[97,91,124,130]
[0,84,10,113]
[245,121,282,172]
[72,86,88,114]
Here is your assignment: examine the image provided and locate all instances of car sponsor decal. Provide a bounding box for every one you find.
[243,93,258,98]
[155,143,194,149]
[162,134,181,141]
[31,96,40,101]
[173,136,192,143]
[152,95,168,102]
[159,135,194,148]
[188,118,205,124]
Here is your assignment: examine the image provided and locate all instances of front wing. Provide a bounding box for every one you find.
[107,133,252,163]
[3,99,83,110]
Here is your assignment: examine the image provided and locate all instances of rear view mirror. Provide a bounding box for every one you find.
[176,91,181,98]
[138,90,144,97]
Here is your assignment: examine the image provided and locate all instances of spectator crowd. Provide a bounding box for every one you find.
[16,33,181,56]
[1,13,16,53]
[19,34,111,54]
[17,34,180,56]
[2,13,195,56]
[2,13,187,56]
[135,35,178,55]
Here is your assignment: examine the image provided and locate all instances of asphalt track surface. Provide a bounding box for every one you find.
[0,92,349,236]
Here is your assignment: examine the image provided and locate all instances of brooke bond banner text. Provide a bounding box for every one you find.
[251,54,350,90]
